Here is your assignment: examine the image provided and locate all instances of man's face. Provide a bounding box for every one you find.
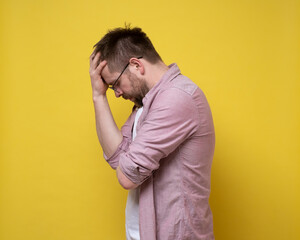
[101,63,149,107]
[124,71,149,107]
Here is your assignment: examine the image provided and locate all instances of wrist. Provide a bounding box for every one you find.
[92,92,107,102]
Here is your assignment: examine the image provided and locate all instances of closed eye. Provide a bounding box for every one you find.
[101,75,107,84]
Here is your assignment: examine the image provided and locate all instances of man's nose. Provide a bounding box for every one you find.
[114,89,122,98]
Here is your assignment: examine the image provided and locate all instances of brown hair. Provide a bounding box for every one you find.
[93,24,162,72]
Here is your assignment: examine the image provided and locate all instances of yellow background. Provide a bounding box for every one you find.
[1,0,299,239]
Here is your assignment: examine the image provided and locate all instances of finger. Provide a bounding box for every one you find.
[96,60,107,74]
[89,51,99,66]
[89,50,96,62]
[90,51,100,69]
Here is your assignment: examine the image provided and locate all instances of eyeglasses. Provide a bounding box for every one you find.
[108,56,143,92]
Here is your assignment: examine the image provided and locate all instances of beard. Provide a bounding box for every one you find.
[123,72,149,108]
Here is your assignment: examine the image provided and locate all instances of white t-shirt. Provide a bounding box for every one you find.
[125,107,143,240]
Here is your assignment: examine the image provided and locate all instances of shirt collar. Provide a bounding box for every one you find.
[142,63,181,105]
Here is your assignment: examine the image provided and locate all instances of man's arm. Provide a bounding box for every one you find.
[89,52,122,157]
[94,95,137,189]
[90,52,136,189]
[116,166,138,190]
[92,95,123,157]
[118,87,200,186]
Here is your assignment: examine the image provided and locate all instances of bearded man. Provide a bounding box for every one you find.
[89,26,215,240]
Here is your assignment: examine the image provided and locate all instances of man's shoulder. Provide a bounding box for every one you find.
[152,79,200,112]
[157,74,204,103]
[169,74,199,96]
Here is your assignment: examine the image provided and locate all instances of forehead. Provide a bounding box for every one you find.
[101,64,118,84]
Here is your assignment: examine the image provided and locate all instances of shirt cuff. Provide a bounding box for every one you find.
[118,152,150,185]
[103,136,131,170]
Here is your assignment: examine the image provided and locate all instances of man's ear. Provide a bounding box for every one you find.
[129,57,145,75]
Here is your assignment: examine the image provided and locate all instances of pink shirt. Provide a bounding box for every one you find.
[105,64,215,240]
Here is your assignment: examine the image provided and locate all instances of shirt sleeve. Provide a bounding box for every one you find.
[119,87,200,185]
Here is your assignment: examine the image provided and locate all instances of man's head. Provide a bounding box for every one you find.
[93,25,166,107]
[93,25,162,73]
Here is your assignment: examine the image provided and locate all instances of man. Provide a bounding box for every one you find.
[89,26,215,240]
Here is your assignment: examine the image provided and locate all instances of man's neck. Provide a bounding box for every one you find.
[145,61,169,90]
